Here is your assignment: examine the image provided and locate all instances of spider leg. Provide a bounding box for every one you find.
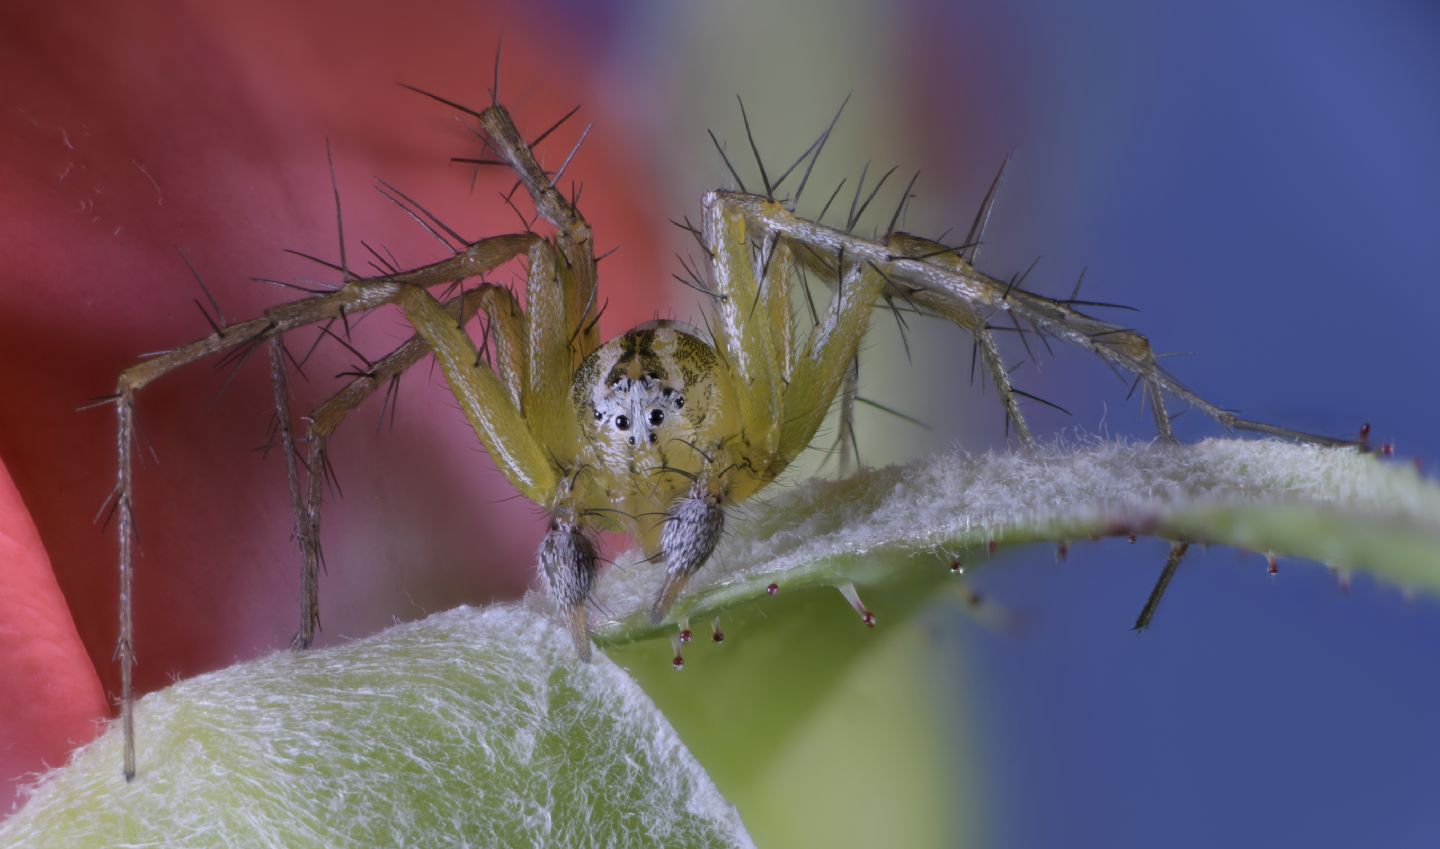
[285,286,512,649]
[716,191,1352,447]
[111,388,136,781]
[701,191,800,477]
[266,338,312,648]
[789,233,1041,447]
[116,235,537,397]
[779,261,886,463]
[397,281,559,502]
[522,239,582,453]
[885,234,1036,446]
[647,196,887,626]
[479,105,602,369]
[106,233,537,781]
[833,355,861,475]
[408,92,636,653]
[406,88,602,366]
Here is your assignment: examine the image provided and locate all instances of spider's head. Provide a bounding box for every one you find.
[573,322,736,484]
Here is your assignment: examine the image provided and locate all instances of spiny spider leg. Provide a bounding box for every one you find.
[832,356,861,475]
[718,192,1352,447]
[112,388,136,781]
[396,93,628,658]
[404,88,602,366]
[640,194,889,627]
[791,237,1036,445]
[116,236,538,396]
[266,338,309,646]
[286,285,516,649]
[481,101,601,365]
[107,233,538,780]
[1134,542,1192,631]
[397,244,606,655]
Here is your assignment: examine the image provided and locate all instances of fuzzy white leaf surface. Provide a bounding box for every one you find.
[1,605,753,849]
[595,438,1440,638]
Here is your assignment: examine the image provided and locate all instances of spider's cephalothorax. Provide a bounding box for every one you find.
[393,168,883,658]
[570,322,743,627]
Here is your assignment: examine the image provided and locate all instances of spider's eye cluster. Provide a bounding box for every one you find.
[600,390,682,447]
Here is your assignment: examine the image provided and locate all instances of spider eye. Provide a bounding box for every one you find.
[674,396,685,409]
[615,415,631,431]
[648,432,658,444]
[649,409,664,426]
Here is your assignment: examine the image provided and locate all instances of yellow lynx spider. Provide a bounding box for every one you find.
[99,81,1349,781]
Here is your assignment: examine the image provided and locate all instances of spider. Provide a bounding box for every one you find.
[98,83,1349,782]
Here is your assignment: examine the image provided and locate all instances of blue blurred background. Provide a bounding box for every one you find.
[553,1,1440,845]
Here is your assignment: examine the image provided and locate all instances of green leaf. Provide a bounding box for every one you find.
[0,606,753,849]
[594,439,1440,643]
[10,439,1430,848]
[613,603,978,849]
